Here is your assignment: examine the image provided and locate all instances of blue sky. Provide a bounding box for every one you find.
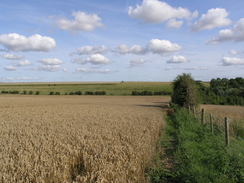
[0,0,244,82]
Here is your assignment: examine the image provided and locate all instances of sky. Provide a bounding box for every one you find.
[0,0,244,82]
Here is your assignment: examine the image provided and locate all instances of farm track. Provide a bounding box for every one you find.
[0,96,169,183]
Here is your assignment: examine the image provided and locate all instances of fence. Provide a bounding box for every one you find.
[189,107,232,146]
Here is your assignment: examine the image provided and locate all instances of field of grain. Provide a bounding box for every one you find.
[0,95,169,183]
[201,104,244,121]
[0,82,172,95]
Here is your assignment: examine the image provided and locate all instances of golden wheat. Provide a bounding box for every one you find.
[0,95,168,183]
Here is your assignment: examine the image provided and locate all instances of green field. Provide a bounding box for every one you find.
[0,82,172,95]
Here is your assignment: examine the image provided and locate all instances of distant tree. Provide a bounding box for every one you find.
[171,73,199,108]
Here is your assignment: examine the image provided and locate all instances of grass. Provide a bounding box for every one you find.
[0,82,172,95]
[147,107,244,183]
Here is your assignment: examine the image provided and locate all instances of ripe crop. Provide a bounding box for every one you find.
[0,95,168,183]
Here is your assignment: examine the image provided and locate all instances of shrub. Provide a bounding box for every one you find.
[95,91,106,95]
[23,90,27,95]
[74,91,82,95]
[1,91,9,94]
[85,91,94,95]
[55,92,60,95]
[49,91,54,95]
[171,73,199,108]
[35,91,40,95]
[28,91,33,95]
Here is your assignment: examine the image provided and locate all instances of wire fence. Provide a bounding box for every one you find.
[190,107,233,146]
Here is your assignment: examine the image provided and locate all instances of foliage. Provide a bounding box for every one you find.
[171,73,199,108]
[148,108,244,183]
[198,77,244,106]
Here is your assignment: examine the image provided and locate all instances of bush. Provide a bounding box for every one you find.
[74,91,82,95]
[28,91,33,95]
[22,90,27,95]
[85,91,94,95]
[1,91,9,94]
[35,91,40,95]
[172,73,199,108]
[55,92,60,95]
[94,91,106,95]
[49,91,54,95]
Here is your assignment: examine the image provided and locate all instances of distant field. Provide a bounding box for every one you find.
[201,104,244,121]
[0,82,172,95]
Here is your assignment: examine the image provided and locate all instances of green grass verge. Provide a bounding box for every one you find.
[147,108,244,183]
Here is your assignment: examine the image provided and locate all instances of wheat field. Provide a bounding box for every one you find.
[0,95,169,183]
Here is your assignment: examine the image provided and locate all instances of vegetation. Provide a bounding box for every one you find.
[148,108,244,183]
[198,77,244,106]
[0,82,172,96]
[171,73,199,108]
[0,95,167,183]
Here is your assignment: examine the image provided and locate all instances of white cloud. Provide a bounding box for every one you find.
[222,57,244,66]
[17,60,31,66]
[128,0,194,23]
[167,55,188,63]
[0,33,56,52]
[4,65,16,71]
[129,58,146,67]
[73,54,110,65]
[39,58,63,65]
[192,8,231,31]
[1,53,24,60]
[56,11,103,32]
[167,19,183,28]
[75,45,107,55]
[116,44,146,54]
[210,18,244,43]
[38,65,61,72]
[0,76,39,81]
[229,49,238,55]
[148,39,181,54]
[76,68,111,74]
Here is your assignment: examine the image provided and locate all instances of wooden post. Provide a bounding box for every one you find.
[224,117,230,146]
[201,108,205,124]
[193,106,196,117]
[210,114,213,134]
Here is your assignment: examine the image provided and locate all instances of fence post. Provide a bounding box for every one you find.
[210,114,213,134]
[201,108,205,124]
[193,106,196,118]
[224,117,230,146]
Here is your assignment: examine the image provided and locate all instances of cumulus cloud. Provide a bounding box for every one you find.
[148,39,181,54]
[116,44,146,54]
[39,58,63,65]
[76,68,112,74]
[4,65,16,71]
[0,33,56,52]
[56,11,103,32]
[167,55,188,63]
[167,19,183,28]
[129,58,147,67]
[17,60,31,66]
[210,18,244,43]
[128,0,194,24]
[192,8,231,31]
[222,57,244,66]
[0,76,38,81]
[75,45,107,55]
[1,53,24,60]
[73,54,110,65]
[38,65,61,72]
